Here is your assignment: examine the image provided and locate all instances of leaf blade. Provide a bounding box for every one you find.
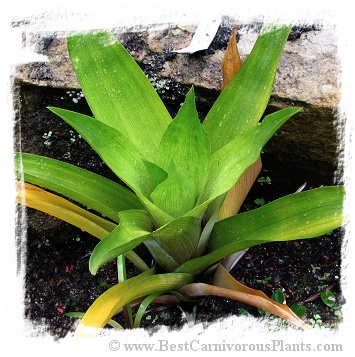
[151,216,202,265]
[16,182,115,239]
[74,269,192,336]
[203,24,292,152]
[180,264,309,329]
[89,210,153,275]
[176,186,345,275]
[48,107,166,198]
[200,107,300,203]
[67,30,171,161]
[150,164,198,218]
[156,87,210,190]
[151,87,210,217]
[209,186,345,252]
[15,152,143,223]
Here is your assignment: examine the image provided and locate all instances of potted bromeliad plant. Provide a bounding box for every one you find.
[15,23,345,336]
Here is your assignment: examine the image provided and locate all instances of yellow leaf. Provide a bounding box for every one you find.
[16,181,115,239]
[74,269,192,337]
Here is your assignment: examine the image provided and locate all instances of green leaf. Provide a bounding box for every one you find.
[137,193,174,227]
[176,186,344,275]
[203,24,292,153]
[142,159,168,192]
[133,292,162,328]
[156,87,210,193]
[89,210,153,275]
[15,152,143,223]
[151,87,210,218]
[150,164,198,218]
[209,186,344,252]
[290,304,307,318]
[321,291,336,307]
[48,107,166,199]
[271,289,285,304]
[67,30,171,162]
[199,107,300,203]
[152,216,202,265]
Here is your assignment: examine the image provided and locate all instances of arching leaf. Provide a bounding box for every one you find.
[15,153,143,223]
[48,107,167,199]
[176,186,345,275]
[89,210,153,275]
[180,265,309,329]
[74,268,192,337]
[199,107,300,203]
[16,182,115,239]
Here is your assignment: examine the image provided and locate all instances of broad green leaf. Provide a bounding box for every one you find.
[209,186,345,251]
[199,107,300,203]
[150,164,198,218]
[49,107,167,198]
[321,291,336,307]
[290,304,307,318]
[137,193,174,227]
[67,31,171,162]
[89,210,153,275]
[74,268,192,336]
[271,289,285,304]
[142,159,169,193]
[156,87,210,193]
[15,153,143,223]
[143,239,180,272]
[151,87,210,218]
[175,186,344,275]
[203,24,292,153]
[17,182,115,239]
[152,216,202,266]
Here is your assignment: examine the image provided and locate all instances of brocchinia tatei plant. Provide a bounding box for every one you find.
[15,23,345,337]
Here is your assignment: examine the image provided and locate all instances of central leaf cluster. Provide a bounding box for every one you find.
[151,88,210,219]
[48,27,299,273]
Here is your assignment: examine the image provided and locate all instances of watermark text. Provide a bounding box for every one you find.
[108,339,343,352]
